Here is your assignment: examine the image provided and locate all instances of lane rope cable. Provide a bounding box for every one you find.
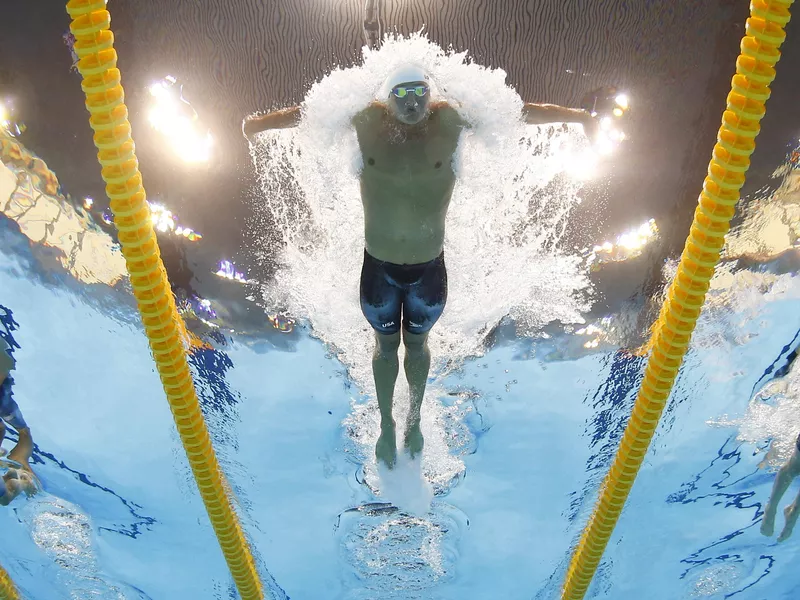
[0,564,18,600]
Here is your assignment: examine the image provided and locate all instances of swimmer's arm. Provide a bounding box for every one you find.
[242,107,302,138]
[522,103,591,126]
[432,102,472,130]
[524,103,599,141]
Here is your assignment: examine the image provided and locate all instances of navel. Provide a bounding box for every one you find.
[435,161,442,169]
[367,157,375,166]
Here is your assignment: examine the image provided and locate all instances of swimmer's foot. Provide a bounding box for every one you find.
[761,504,777,537]
[375,425,397,470]
[778,502,799,542]
[403,424,424,461]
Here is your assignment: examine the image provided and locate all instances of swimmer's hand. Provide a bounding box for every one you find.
[581,112,601,143]
[242,107,302,139]
[18,472,36,497]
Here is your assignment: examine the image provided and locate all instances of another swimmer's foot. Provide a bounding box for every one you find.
[778,502,799,542]
[761,504,776,537]
[403,424,424,460]
[376,425,397,470]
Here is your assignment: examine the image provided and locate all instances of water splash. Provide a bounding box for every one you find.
[246,34,594,528]
[335,500,468,600]
[248,33,592,386]
[707,272,800,466]
[717,372,800,468]
[19,496,150,599]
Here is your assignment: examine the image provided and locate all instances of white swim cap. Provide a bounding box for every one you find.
[381,63,432,97]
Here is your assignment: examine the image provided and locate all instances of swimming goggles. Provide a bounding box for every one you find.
[391,85,429,99]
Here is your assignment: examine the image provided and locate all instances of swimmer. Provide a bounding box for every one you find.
[0,339,38,506]
[760,432,800,542]
[243,64,598,469]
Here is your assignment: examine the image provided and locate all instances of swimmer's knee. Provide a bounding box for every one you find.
[402,328,429,350]
[374,330,401,355]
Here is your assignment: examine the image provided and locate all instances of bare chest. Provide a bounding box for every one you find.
[357,116,461,179]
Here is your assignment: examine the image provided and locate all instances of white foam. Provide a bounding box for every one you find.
[377,451,434,517]
[248,33,594,492]
[705,272,800,465]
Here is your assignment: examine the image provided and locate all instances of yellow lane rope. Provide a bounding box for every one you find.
[64,1,265,598]
[0,566,19,600]
[561,1,794,598]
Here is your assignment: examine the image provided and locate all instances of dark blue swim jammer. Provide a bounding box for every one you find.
[359,250,447,335]
[0,377,27,431]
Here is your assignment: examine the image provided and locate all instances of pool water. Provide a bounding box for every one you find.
[1,32,800,600]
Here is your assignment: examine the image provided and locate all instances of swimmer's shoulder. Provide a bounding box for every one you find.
[430,102,470,130]
[352,102,387,128]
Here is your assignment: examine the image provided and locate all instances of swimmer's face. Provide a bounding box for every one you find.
[388,81,430,125]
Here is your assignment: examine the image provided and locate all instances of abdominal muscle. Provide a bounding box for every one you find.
[360,176,453,265]
[364,214,446,265]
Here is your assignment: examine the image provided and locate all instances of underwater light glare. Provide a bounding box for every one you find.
[147,76,213,163]
[147,202,202,241]
[617,218,659,251]
[589,218,659,264]
[215,260,248,283]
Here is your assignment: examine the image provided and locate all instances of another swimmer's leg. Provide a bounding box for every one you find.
[779,487,800,542]
[402,329,431,460]
[762,449,800,537]
[373,331,401,469]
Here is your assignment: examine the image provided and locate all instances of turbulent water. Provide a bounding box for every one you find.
[707,269,800,466]
[243,34,603,590]
[243,35,606,594]
[2,21,800,600]
[248,34,594,380]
